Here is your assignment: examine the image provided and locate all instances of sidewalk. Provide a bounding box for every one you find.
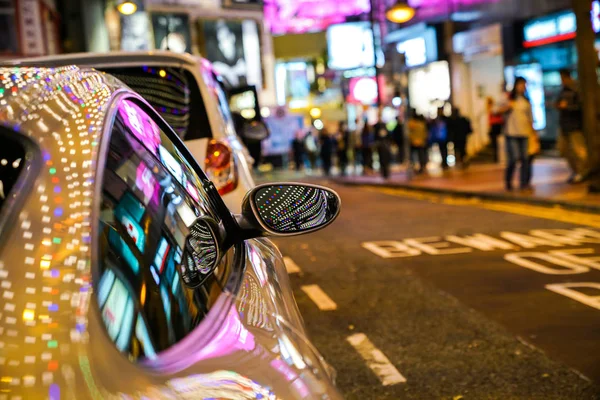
[332,158,600,212]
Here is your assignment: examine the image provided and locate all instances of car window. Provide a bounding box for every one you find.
[96,97,232,361]
[200,63,237,137]
[0,126,39,235]
[0,127,29,211]
[97,66,212,140]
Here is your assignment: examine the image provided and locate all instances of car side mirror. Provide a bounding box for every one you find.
[180,217,221,288]
[236,183,341,237]
[242,121,269,141]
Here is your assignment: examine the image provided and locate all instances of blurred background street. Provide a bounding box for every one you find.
[5,0,600,397]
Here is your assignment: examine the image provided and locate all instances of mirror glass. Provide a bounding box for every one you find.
[243,121,269,141]
[180,218,219,288]
[253,184,340,234]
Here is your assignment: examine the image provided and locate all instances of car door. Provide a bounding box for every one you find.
[94,94,242,365]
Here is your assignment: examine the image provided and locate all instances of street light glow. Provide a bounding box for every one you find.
[117,1,137,15]
[386,2,416,24]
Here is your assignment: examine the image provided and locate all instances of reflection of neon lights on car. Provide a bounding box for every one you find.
[135,315,157,359]
[154,237,170,274]
[159,145,184,185]
[99,274,135,351]
[135,162,157,205]
[118,99,161,155]
[166,370,276,399]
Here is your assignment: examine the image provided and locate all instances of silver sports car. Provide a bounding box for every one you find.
[0,66,341,399]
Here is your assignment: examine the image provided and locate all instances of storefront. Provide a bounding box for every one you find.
[451,23,504,157]
[387,24,447,119]
[517,2,600,142]
[104,0,276,106]
[0,0,61,59]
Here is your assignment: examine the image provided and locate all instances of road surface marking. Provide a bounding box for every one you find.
[283,256,301,274]
[368,186,600,228]
[301,285,337,310]
[346,333,407,386]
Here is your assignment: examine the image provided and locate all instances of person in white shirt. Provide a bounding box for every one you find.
[503,77,537,191]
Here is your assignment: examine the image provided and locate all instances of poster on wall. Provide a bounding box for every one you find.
[151,13,191,53]
[262,113,303,156]
[121,13,151,51]
[201,19,262,88]
[18,0,45,55]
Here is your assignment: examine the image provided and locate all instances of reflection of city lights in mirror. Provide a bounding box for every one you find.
[313,119,324,130]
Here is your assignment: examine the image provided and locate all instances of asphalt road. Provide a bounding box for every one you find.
[264,176,600,399]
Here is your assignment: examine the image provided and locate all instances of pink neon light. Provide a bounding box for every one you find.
[263,0,497,35]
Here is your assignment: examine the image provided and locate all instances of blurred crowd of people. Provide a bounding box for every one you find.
[290,106,474,180]
[284,68,589,193]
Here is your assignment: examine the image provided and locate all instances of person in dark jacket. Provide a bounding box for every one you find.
[319,128,334,176]
[392,115,405,164]
[361,120,374,174]
[446,107,473,168]
[291,129,305,171]
[430,107,449,169]
[336,121,350,176]
[374,117,392,179]
[557,69,589,183]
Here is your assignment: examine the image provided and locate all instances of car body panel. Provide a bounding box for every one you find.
[0,66,339,399]
[3,51,256,213]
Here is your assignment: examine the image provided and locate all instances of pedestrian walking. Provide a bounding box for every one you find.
[336,121,350,176]
[352,118,363,173]
[430,107,449,169]
[504,77,535,191]
[446,107,473,168]
[291,129,305,171]
[556,69,589,184]
[319,127,334,176]
[487,96,505,163]
[304,129,319,171]
[392,115,405,164]
[361,120,374,174]
[374,117,392,179]
[407,109,428,174]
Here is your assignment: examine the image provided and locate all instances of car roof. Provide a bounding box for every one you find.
[0,65,125,141]
[3,51,204,70]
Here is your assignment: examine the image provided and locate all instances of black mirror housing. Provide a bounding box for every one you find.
[237,183,341,237]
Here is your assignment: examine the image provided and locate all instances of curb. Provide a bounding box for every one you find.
[332,178,600,214]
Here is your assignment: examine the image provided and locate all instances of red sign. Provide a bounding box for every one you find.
[346,76,387,105]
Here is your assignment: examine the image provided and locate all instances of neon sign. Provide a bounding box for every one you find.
[523,1,600,48]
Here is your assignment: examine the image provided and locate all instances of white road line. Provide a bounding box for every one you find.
[301,285,337,310]
[347,333,407,386]
[283,256,301,274]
